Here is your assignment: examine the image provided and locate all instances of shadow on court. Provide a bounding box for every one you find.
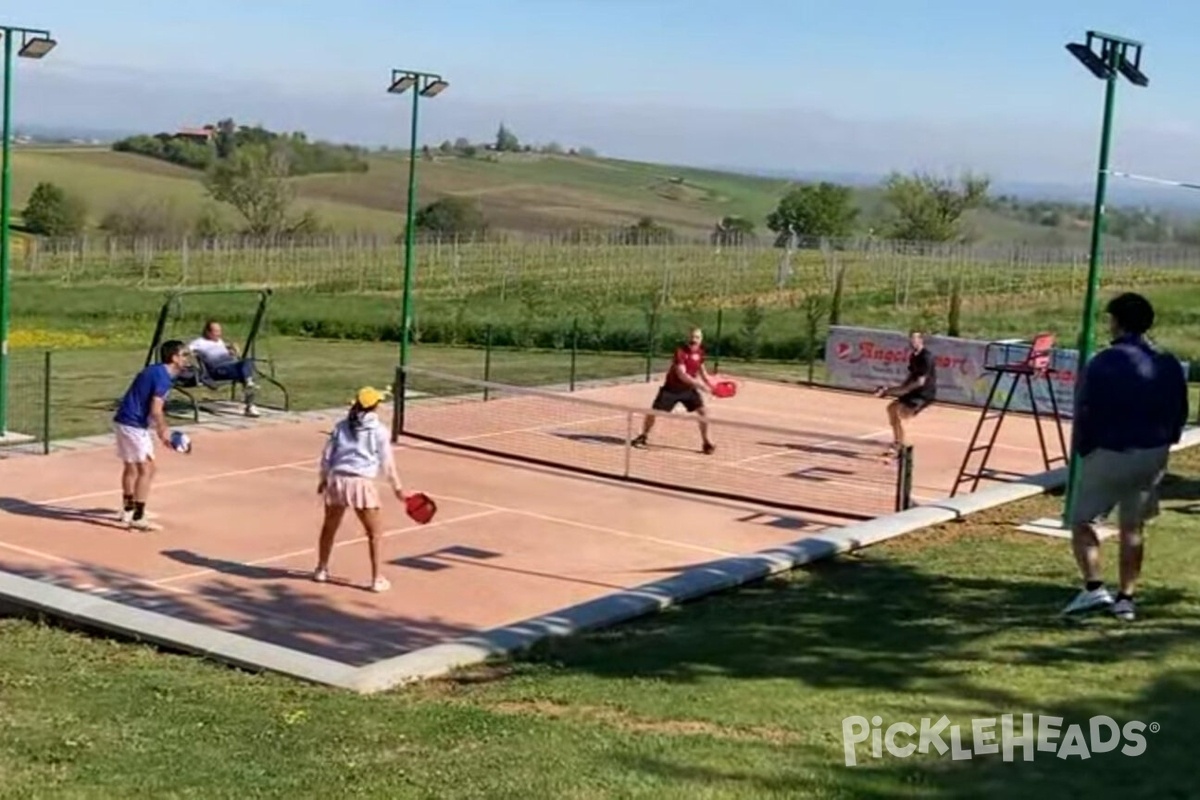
[0,557,474,666]
[0,497,126,531]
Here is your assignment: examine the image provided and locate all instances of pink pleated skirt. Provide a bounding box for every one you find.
[324,474,381,510]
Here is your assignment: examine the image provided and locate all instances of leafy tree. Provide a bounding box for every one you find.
[23,182,87,236]
[621,216,674,245]
[766,182,859,246]
[215,118,238,160]
[881,172,990,243]
[711,215,755,246]
[193,204,229,238]
[99,197,189,237]
[203,143,295,236]
[412,196,488,238]
[438,140,454,154]
[111,121,368,176]
[494,123,520,152]
[541,141,565,155]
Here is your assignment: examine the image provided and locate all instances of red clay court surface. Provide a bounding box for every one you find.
[0,377,1067,674]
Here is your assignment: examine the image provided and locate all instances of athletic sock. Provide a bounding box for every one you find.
[133,502,146,522]
[123,495,135,512]
[1085,580,1104,592]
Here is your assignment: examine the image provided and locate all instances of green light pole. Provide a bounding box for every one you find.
[1062,31,1148,526]
[0,25,56,438]
[386,69,448,378]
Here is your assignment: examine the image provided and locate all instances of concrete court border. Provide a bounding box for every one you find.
[2,411,1197,693]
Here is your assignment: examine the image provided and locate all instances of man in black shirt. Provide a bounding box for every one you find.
[874,330,937,456]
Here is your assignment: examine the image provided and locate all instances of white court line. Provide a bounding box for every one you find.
[150,507,504,586]
[0,539,80,566]
[31,458,320,507]
[284,465,740,558]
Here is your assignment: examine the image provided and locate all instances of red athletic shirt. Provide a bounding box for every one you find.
[665,345,705,391]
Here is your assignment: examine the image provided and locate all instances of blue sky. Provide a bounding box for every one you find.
[8,1,1199,183]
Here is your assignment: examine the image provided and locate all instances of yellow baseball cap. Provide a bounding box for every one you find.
[354,386,391,408]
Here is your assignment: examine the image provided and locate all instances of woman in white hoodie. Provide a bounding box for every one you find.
[314,386,405,593]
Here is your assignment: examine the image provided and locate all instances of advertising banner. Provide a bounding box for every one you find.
[825,326,1189,418]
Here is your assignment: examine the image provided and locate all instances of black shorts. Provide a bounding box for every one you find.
[652,386,704,413]
[896,391,934,414]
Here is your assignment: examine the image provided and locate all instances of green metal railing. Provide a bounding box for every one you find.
[0,350,51,456]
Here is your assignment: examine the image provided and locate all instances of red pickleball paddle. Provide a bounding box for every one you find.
[713,380,738,398]
[405,492,437,524]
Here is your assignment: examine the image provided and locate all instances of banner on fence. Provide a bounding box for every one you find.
[825,326,1189,418]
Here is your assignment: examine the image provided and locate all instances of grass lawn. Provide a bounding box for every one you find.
[1,445,1198,796]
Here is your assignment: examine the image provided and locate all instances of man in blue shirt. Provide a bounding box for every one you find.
[113,340,189,531]
[1063,293,1189,622]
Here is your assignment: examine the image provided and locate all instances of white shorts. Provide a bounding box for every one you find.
[114,423,155,464]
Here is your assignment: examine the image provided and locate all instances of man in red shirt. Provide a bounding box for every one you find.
[631,327,716,454]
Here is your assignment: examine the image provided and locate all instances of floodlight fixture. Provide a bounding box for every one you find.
[1065,42,1112,80]
[1066,30,1149,87]
[420,78,449,97]
[1117,54,1149,87]
[18,32,55,59]
[388,73,417,94]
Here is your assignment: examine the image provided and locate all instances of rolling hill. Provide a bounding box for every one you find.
[11,144,1092,245]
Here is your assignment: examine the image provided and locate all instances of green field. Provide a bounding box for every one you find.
[2,447,1198,797]
[14,235,1200,360]
[13,145,1099,243]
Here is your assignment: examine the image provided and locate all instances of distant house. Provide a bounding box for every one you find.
[176,125,216,143]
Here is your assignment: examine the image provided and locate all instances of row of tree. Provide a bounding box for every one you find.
[112,120,369,177]
[397,124,597,160]
[753,173,991,246]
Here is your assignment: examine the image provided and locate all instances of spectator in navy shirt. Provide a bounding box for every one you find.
[1063,293,1189,622]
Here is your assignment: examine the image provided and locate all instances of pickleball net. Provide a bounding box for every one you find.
[394,366,915,521]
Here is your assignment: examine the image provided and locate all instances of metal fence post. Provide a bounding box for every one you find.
[42,350,52,455]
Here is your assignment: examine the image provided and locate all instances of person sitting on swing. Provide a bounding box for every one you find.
[186,319,260,418]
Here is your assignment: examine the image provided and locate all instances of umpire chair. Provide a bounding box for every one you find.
[951,332,1069,496]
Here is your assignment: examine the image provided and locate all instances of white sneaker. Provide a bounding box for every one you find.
[127,517,162,532]
[313,567,329,583]
[1063,586,1114,615]
[1111,597,1136,621]
[245,405,261,418]
[371,577,391,593]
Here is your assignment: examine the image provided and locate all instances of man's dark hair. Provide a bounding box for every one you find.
[203,320,219,335]
[1106,292,1155,335]
[160,339,187,364]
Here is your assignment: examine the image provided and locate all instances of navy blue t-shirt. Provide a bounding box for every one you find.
[113,364,174,429]
[1073,335,1189,457]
